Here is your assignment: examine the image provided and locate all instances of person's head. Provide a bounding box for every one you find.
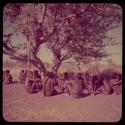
[33,70,39,75]
[77,73,82,80]
[102,74,109,81]
[64,72,69,80]
[40,72,44,77]
[21,70,24,73]
[49,72,54,78]
[6,70,10,74]
[111,72,117,79]
[116,73,122,80]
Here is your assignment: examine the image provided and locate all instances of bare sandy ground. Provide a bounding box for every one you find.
[3,83,122,122]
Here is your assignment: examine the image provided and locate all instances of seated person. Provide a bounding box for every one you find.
[43,72,56,97]
[19,70,26,84]
[92,75,101,95]
[25,71,39,94]
[63,72,71,93]
[54,77,64,94]
[77,73,85,89]
[33,70,42,91]
[100,74,113,95]
[109,73,122,95]
[64,72,83,98]
[3,70,13,85]
[83,73,93,94]
[96,74,104,93]
[33,70,41,79]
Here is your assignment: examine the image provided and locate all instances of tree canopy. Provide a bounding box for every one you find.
[3,3,122,74]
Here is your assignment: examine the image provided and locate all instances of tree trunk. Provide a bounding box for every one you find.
[30,44,47,74]
[32,56,47,74]
[52,61,61,76]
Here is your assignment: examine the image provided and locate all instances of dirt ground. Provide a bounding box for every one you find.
[3,83,122,122]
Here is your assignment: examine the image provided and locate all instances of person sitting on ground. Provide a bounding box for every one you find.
[95,74,104,94]
[40,72,44,80]
[87,65,100,95]
[91,75,100,95]
[109,73,122,95]
[64,72,83,98]
[43,72,56,97]
[54,76,64,94]
[56,73,67,93]
[117,73,122,94]
[77,73,85,89]
[3,70,13,85]
[19,70,26,84]
[63,72,71,93]
[83,73,93,94]
[100,74,113,95]
[33,70,42,91]
[25,71,39,94]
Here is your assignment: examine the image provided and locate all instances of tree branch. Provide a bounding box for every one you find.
[60,53,71,61]
[37,4,47,24]
[3,41,46,73]
[41,27,57,42]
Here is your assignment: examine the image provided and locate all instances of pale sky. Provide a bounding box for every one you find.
[3,25,122,66]
[100,26,122,65]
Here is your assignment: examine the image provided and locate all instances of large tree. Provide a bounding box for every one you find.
[46,3,122,73]
[3,3,54,73]
[3,3,122,74]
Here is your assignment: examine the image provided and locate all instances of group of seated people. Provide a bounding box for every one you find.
[3,69,122,98]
